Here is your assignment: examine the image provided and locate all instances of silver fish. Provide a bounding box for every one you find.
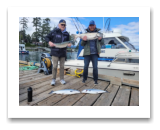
[81,89,109,94]
[54,41,74,48]
[71,33,103,41]
[48,89,80,95]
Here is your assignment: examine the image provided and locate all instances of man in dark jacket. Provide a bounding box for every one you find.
[81,20,104,85]
[45,19,71,86]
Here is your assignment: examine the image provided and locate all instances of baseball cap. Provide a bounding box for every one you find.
[59,19,66,25]
[89,20,95,26]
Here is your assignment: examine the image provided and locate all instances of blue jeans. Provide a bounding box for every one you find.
[83,54,98,81]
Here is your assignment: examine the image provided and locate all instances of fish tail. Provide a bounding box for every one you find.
[106,90,110,93]
[48,90,54,94]
[71,34,78,41]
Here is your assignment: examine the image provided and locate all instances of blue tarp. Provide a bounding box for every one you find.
[77,56,114,61]
[76,32,83,58]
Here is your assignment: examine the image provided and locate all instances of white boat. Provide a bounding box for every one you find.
[77,29,137,61]
[64,29,139,81]
[19,44,29,54]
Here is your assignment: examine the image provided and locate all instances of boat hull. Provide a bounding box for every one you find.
[64,58,139,81]
[64,64,139,81]
[19,51,29,54]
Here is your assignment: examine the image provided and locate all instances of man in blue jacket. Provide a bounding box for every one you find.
[81,20,104,85]
[45,19,71,86]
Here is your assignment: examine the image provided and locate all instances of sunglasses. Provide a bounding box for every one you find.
[61,24,66,27]
[89,25,94,26]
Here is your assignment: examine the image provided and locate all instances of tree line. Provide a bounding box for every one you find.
[19,17,76,47]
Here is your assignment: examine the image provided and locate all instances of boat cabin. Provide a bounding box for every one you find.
[78,29,137,61]
[19,44,25,51]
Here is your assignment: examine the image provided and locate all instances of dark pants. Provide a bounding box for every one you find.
[83,54,98,81]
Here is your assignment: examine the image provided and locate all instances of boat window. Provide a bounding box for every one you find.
[118,37,136,50]
[102,37,126,49]
[114,58,126,63]
[126,59,139,63]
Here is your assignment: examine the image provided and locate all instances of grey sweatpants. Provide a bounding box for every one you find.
[52,56,65,80]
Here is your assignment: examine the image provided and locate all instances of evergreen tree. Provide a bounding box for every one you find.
[26,34,31,43]
[19,30,26,44]
[38,18,51,47]
[19,17,28,44]
[31,32,39,45]
[32,17,41,43]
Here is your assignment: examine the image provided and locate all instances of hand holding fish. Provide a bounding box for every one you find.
[98,37,102,40]
[82,36,87,41]
[67,43,72,47]
[49,41,56,47]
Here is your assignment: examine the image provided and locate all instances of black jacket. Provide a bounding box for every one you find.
[45,27,69,57]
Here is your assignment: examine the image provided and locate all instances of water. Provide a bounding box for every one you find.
[19,51,78,62]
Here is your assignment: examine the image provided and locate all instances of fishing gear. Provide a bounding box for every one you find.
[104,18,111,32]
[37,53,53,75]
[71,17,79,32]
[76,17,86,33]
[75,17,82,33]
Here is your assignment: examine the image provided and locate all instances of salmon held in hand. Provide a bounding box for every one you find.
[71,33,103,41]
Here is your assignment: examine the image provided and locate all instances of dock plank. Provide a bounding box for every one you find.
[19,74,46,82]
[122,78,139,88]
[130,87,139,106]
[73,81,109,106]
[35,78,92,106]
[19,75,74,102]
[19,72,43,79]
[19,75,68,95]
[19,75,53,89]
[93,84,119,106]
[19,77,86,106]
[19,71,38,77]
[54,80,97,106]
[19,71,37,76]
[19,69,37,74]
[19,60,28,64]
[19,75,52,88]
[111,85,131,106]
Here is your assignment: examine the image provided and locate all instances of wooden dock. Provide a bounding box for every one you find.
[19,67,139,106]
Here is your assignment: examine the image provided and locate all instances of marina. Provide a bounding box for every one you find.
[19,18,139,106]
[19,61,139,106]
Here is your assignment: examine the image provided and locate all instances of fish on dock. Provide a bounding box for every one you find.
[48,89,80,95]
[81,89,109,94]
[71,33,103,41]
[54,41,74,48]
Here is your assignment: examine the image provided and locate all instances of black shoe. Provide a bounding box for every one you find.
[82,79,85,83]
[94,81,98,85]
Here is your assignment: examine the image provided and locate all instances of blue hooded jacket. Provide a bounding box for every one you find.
[45,25,69,57]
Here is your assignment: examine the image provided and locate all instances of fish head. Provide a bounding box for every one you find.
[81,89,88,93]
[71,34,79,41]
